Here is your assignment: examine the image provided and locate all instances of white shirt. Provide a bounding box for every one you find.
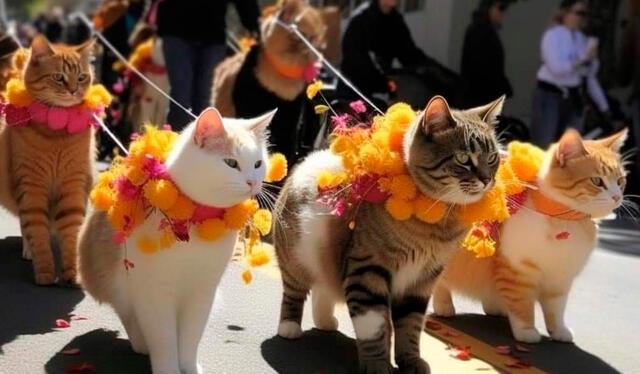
[537,25,609,112]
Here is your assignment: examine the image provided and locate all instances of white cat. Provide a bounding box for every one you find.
[79,107,275,374]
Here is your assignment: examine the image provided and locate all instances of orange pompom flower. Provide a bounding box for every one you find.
[196,218,226,241]
[265,153,287,182]
[385,197,413,220]
[242,269,253,284]
[248,249,270,267]
[5,78,33,107]
[253,209,272,236]
[90,187,114,211]
[414,194,446,223]
[138,236,158,254]
[165,195,196,220]
[225,199,259,230]
[144,179,179,210]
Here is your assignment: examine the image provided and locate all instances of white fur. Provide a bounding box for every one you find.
[352,310,386,340]
[278,320,303,339]
[109,111,271,373]
[391,261,425,297]
[311,286,339,330]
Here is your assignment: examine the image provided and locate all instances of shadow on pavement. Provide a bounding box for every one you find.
[435,314,623,374]
[44,328,151,374]
[598,218,640,256]
[0,238,84,353]
[261,329,359,374]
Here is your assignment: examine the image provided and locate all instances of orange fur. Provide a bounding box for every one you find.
[0,35,96,285]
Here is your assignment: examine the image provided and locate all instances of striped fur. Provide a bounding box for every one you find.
[434,129,628,343]
[0,35,95,285]
[274,96,503,373]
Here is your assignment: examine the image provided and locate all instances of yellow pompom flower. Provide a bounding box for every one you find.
[306,80,323,99]
[129,38,153,68]
[265,153,287,182]
[330,135,353,155]
[159,229,176,249]
[457,184,508,224]
[317,170,346,189]
[144,179,179,210]
[248,249,270,267]
[497,162,526,195]
[5,78,33,107]
[461,230,496,258]
[84,84,113,109]
[196,218,226,241]
[359,143,383,173]
[385,197,413,220]
[388,175,417,201]
[253,209,272,236]
[165,195,196,220]
[507,142,545,182]
[225,199,259,230]
[414,194,446,223]
[90,186,114,211]
[242,269,253,284]
[108,200,146,231]
[137,236,158,254]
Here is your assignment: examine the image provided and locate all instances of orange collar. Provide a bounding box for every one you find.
[529,189,590,220]
[263,49,305,80]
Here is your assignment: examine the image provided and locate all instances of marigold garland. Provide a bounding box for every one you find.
[313,98,546,258]
[4,77,112,109]
[90,125,287,282]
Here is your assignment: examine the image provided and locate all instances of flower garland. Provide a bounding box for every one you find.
[0,77,112,133]
[90,125,288,283]
[310,92,547,258]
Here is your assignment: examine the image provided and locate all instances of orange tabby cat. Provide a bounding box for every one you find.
[434,129,627,343]
[0,35,96,285]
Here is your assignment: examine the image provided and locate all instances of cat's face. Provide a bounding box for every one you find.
[405,96,504,204]
[261,0,327,67]
[539,129,628,218]
[24,35,93,107]
[166,108,275,208]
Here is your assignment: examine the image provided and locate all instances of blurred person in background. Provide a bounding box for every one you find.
[530,0,609,147]
[461,0,512,108]
[156,0,260,130]
[33,6,65,43]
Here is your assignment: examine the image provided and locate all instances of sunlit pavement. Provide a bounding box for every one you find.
[1,209,638,374]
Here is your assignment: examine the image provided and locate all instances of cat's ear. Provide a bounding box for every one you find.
[597,128,628,152]
[30,34,54,60]
[473,95,505,126]
[246,108,276,139]
[556,128,587,166]
[421,95,455,135]
[194,107,226,148]
[279,0,303,23]
[75,38,95,56]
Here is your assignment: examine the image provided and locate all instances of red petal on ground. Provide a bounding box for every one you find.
[60,348,80,355]
[505,358,532,369]
[425,320,442,330]
[70,316,88,321]
[495,345,511,355]
[55,319,70,328]
[515,344,532,353]
[66,363,96,373]
[451,347,471,361]
[443,330,460,338]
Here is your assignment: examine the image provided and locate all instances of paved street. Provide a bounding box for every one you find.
[1,209,639,374]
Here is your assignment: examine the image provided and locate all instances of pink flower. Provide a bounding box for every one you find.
[112,80,124,94]
[349,100,366,114]
[330,114,349,130]
[48,107,69,130]
[162,124,172,131]
[67,107,91,134]
[333,198,347,217]
[5,105,30,127]
[142,155,167,179]
[28,102,48,123]
[302,63,320,83]
[114,177,140,200]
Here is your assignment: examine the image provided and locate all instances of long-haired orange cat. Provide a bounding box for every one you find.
[0,35,96,285]
[434,129,628,343]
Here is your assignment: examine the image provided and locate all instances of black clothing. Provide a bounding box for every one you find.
[156,0,260,44]
[233,46,306,164]
[461,17,512,107]
[340,1,428,98]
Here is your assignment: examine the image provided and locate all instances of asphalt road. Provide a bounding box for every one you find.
[1,210,639,374]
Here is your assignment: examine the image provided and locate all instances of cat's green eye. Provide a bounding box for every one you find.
[52,73,64,82]
[254,160,262,169]
[224,158,240,170]
[454,153,470,165]
[487,153,498,165]
[590,177,604,187]
[78,73,88,82]
[617,177,626,186]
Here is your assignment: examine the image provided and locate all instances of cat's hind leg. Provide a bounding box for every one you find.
[277,265,309,339]
[432,282,456,317]
[481,296,507,317]
[311,286,338,331]
[540,290,573,342]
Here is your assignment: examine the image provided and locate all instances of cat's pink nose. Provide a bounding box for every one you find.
[612,195,621,202]
[246,180,255,189]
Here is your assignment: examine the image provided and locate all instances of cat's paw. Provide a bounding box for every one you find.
[35,272,56,286]
[278,320,302,339]
[433,301,456,317]
[61,269,79,287]
[550,326,574,343]
[359,360,394,374]
[512,327,542,343]
[314,316,339,331]
[181,362,202,374]
[22,245,32,260]
[397,357,430,374]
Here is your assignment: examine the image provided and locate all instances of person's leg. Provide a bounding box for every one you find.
[531,89,560,148]
[162,36,195,130]
[192,43,226,115]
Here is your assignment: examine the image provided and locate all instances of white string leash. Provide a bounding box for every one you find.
[273,19,384,115]
[72,12,198,120]
[93,113,129,155]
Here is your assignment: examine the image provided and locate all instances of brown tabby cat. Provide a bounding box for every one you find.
[0,35,95,285]
[274,96,504,374]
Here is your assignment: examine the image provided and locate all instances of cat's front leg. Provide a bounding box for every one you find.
[344,263,394,374]
[134,299,180,373]
[392,292,430,374]
[540,290,573,342]
[177,291,216,374]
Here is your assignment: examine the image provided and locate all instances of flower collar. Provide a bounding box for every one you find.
[529,189,590,220]
[0,78,112,134]
[263,47,319,82]
[90,125,287,283]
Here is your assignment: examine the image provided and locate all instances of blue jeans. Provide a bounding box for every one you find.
[530,87,584,148]
[162,37,226,130]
